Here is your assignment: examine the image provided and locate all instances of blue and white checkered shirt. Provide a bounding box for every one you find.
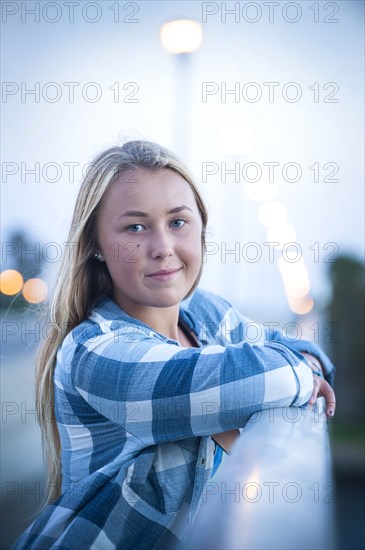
[14,288,335,549]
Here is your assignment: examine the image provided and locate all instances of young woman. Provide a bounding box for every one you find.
[14,140,335,549]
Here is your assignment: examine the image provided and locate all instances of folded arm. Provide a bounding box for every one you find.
[70,326,314,448]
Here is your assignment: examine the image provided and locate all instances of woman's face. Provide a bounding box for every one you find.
[96,167,203,316]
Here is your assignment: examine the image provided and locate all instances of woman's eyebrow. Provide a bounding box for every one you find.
[118,205,193,219]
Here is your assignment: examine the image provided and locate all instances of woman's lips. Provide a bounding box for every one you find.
[146,268,181,281]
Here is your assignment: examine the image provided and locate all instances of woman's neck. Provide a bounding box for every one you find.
[114,295,181,341]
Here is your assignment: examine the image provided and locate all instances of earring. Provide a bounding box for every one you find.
[94,252,104,261]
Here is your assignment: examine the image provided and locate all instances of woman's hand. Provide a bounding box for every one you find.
[301,352,324,376]
[309,374,336,417]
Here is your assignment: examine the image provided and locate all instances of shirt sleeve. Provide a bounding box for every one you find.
[265,327,335,386]
[211,293,335,387]
[69,325,314,448]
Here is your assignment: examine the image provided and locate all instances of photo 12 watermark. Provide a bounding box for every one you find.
[201,480,337,505]
[203,241,340,264]
[201,81,340,103]
[1,81,140,103]
[201,2,340,24]
[201,161,340,184]
[1,317,340,346]
[1,1,140,24]
[1,239,341,266]
[1,160,143,183]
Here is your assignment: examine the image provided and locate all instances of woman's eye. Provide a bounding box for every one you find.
[170,219,186,228]
[127,224,144,232]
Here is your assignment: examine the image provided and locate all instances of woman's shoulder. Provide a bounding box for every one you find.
[180,288,245,344]
[59,297,153,351]
[182,288,262,347]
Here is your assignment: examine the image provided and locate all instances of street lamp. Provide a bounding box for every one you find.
[160,19,203,160]
[160,20,203,54]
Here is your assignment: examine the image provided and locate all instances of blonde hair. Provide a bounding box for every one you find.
[36,140,208,501]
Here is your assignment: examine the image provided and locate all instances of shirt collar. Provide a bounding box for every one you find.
[92,292,202,344]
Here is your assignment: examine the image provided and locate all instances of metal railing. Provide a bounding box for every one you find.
[184,399,336,550]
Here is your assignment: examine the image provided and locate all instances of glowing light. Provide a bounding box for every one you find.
[278,255,311,298]
[160,20,203,54]
[246,464,261,485]
[22,278,48,304]
[278,256,307,275]
[258,201,288,228]
[0,270,24,295]
[245,181,278,202]
[283,248,302,262]
[218,124,256,156]
[287,295,314,315]
[267,223,297,248]
[284,278,311,298]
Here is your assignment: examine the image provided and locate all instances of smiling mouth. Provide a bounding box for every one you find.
[146,268,182,280]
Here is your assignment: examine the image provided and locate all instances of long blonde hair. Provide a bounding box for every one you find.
[36,140,208,501]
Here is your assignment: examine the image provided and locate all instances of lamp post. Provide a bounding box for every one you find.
[160,20,203,161]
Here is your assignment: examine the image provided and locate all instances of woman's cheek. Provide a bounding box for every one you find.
[188,243,203,271]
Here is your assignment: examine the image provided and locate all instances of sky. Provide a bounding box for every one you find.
[1,0,364,319]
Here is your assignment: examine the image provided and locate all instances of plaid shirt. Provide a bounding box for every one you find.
[14,288,335,549]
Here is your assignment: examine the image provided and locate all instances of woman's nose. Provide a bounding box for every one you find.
[150,229,174,259]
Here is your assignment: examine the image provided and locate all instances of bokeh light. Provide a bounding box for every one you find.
[245,181,278,202]
[258,201,288,228]
[267,223,297,248]
[278,255,307,276]
[160,20,203,54]
[277,255,313,313]
[217,124,256,156]
[22,278,48,304]
[283,278,311,299]
[287,295,314,315]
[278,256,310,296]
[0,270,24,295]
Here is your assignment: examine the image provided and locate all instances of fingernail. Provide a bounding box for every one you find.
[327,409,334,416]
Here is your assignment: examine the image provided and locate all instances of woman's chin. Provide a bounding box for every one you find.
[146,288,188,308]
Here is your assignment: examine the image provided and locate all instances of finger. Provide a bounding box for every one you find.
[308,376,320,405]
[317,379,336,416]
[324,389,336,417]
[326,401,336,417]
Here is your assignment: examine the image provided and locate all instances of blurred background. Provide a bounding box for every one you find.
[1,0,364,548]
